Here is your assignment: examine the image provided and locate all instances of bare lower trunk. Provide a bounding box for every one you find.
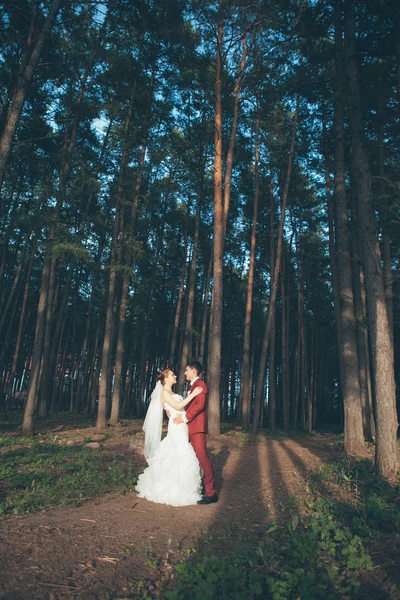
[169,224,189,364]
[281,253,290,430]
[345,0,398,477]
[350,182,375,441]
[109,274,129,425]
[267,168,276,430]
[97,253,118,430]
[96,88,136,430]
[177,191,201,393]
[292,334,300,429]
[267,316,276,429]
[199,251,212,366]
[240,119,260,429]
[38,254,57,418]
[0,236,29,334]
[110,134,146,424]
[334,0,365,454]
[5,239,36,406]
[325,133,345,417]
[377,103,393,345]
[22,255,51,433]
[305,315,313,432]
[300,295,306,430]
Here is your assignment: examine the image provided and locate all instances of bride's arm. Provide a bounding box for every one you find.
[161,390,181,410]
[161,387,202,410]
[181,386,203,407]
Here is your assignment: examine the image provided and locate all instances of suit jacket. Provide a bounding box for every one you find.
[185,379,208,434]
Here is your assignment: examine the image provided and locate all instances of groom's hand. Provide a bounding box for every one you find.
[173,414,184,424]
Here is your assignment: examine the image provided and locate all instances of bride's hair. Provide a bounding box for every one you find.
[156,368,171,386]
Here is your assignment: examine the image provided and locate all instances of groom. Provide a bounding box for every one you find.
[173,361,218,505]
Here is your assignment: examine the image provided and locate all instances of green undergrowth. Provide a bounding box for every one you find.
[0,438,137,514]
[165,456,400,600]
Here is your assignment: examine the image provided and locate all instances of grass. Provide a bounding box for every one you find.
[0,436,138,515]
[164,454,400,600]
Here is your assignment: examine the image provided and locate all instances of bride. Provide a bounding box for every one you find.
[135,368,203,506]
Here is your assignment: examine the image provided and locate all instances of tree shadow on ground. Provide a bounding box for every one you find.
[277,438,399,600]
[206,437,268,547]
[158,433,400,600]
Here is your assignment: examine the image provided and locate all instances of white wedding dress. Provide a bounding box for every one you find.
[136,394,202,506]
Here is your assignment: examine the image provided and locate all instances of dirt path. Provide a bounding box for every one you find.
[0,433,335,600]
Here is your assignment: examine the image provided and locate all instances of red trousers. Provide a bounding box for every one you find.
[189,432,216,497]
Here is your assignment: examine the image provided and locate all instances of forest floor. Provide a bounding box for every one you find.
[0,415,399,600]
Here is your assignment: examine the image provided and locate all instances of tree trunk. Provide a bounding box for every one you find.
[177,190,201,393]
[230,346,236,420]
[22,21,107,423]
[38,252,57,418]
[268,317,276,429]
[281,252,290,430]
[334,0,365,454]
[251,99,299,434]
[305,313,313,432]
[350,180,375,441]
[109,274,128,425]
[240,118,260,429]
[300,291,306,430]
[199,251,212,366]
[0,236,29,334]
[169,222,189,364]
[208,3,224,436]
[394,0,400,106]
[97,212,120,430]
[344,0,399,477]
[377,101,393,345]
[5,238,37,407]
[110,133,146,425]
[222,34,247,240]
[138,221,165,415]
[311,319,318,430]
[267,167,276,430]
[96,88,136,430]
[325,126,345,414]
[22,254,51,433]
[74,268,99,412]
[0,297,19,395]
[88,327,101,416]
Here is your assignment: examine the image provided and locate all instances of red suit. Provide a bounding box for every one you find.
[185,378,216,497]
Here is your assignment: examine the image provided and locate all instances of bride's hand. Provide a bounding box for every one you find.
[192,386,203,397]
[183,386,203,406]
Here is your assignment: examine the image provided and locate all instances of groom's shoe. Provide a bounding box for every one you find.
[197,495,218,505]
